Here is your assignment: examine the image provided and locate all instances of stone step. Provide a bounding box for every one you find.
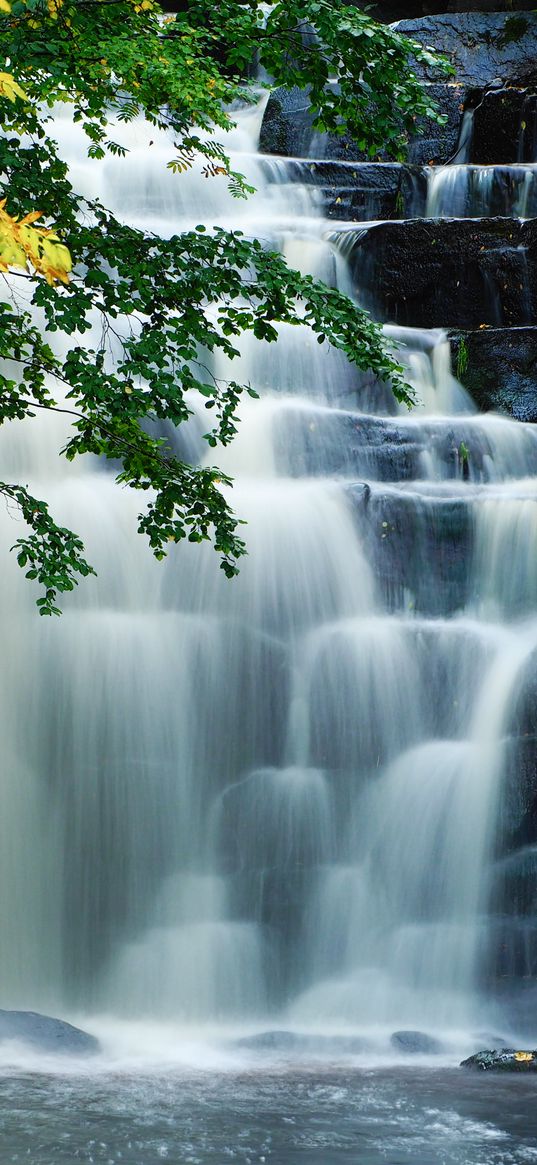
[449,326,537,420]
[335,218,537,328]
[260,81,537,168]
[260,159,428,221]
[272,406,537,482]
[427,165,537,220]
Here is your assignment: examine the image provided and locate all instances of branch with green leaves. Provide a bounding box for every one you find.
[0,0,448,611]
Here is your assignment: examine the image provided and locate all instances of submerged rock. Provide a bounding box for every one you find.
[461,1048,537,1070]
[237,1030,300,1050]
[391,1030,444,1054]
[235,1030,367,1054]
[0,1010,99,1055]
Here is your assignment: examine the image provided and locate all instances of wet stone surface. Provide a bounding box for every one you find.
[449,328,537,421]
[398,12,537,89]
[0,1010,99,1056]
[339,219,537,329]
[259,83,464,167]
[461,1049,537,1071]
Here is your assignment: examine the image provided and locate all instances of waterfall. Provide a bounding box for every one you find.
[1,96,536,1047]
[426,164,537,220]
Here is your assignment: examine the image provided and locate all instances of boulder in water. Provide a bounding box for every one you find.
[0,1009,99,1055]
[235,1030,367,1054]
[236,1030,300,1050]
[391,1030,444,1054]
[461,1048,537,1071]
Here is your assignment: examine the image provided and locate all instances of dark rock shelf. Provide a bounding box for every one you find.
[260,160,427,221]
[449,327,537,420]
[337,218,537,329]
[462,1049,537,1071]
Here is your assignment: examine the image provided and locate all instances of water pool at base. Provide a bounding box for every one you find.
[1,1064,537,1165]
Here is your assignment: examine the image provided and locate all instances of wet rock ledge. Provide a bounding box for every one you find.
[449,327,537,421]
[462,1049,537,1071]
[338,219,537,330]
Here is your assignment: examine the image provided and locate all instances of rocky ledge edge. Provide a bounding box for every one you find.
[461,1049,537,1071]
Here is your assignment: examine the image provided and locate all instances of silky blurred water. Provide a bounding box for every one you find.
[3,90,537,1165]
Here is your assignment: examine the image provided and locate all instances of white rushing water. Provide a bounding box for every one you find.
[1,97,537,1058]
[426,163,537,220]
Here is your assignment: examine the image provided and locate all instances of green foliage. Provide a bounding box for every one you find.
[0,0,448,611]
[498,15,529,46]
[456,337,469,379]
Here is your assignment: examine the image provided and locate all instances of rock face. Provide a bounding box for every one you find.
[355,2,537,16]
[340,219,537,329]
[449,328,537,421]
[471,89,537,165]
[461,1049,537,1071]
[398,13,537,89]
[0,1009,99,1055]
[356,486,472,617]
[259,14,537,167]
[259,83,463,166]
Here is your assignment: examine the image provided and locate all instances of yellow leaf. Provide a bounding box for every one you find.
[515,1052,533,1062]
[0,199,72,284]
[0,1,12,13]
[19,209,43,227]
[0,72,28,102]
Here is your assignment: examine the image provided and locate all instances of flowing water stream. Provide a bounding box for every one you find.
[2,98,537,1162]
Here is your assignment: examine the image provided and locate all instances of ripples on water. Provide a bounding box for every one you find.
[1,1065,537,1164]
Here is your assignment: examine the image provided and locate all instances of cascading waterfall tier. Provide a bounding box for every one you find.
[2,97,537,1046]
